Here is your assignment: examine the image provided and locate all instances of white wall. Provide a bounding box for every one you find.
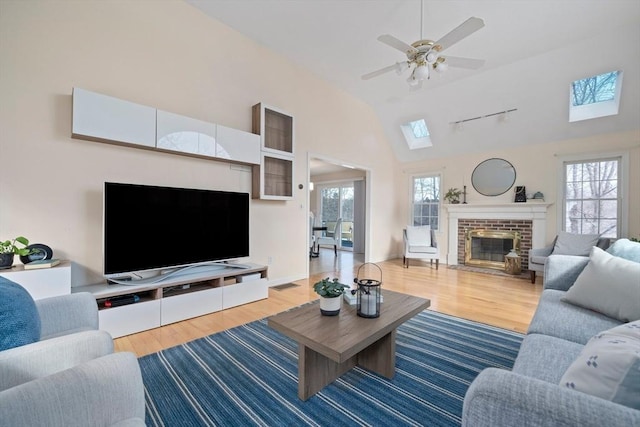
[397,130,640,260]
[0,0,398,286]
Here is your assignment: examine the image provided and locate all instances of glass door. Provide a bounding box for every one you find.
[319,183,354,251]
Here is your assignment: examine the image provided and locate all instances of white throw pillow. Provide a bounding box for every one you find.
[562,247,640,322]
[552,231,600,256]
[560,320,640,409]
[406,225,431,247]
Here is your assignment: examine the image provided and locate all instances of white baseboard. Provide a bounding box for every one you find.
[267,274,306,287]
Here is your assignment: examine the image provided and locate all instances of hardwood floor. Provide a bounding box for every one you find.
[114,250,543,357]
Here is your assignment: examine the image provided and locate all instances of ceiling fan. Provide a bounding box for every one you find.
[362,1,486,89]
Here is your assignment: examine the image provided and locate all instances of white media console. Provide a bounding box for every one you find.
[72,263,268,338]
[0,261,72,300]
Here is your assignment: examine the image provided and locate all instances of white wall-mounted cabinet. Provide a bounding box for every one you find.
[156,110,216,157]
[72,88,156,148]
[71,88,261,166]
[216,125,260,164]
[252,103,294,155]
[252,103,295,200]
[253,152,294,200]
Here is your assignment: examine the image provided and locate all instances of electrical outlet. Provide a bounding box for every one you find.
[268,256,273,265]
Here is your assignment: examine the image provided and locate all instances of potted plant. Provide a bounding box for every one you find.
[0,236,31,269]
[444,188,463,204]
[313,277,348,316]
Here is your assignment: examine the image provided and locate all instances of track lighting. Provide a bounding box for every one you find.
[450,108,518,127]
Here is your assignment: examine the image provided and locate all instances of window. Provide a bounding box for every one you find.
[411,174,440,229]
[563,157,621,238]
[569,71,622,122]
[401,119,432,149]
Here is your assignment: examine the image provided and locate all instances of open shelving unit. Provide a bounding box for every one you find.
[73,263,268,338]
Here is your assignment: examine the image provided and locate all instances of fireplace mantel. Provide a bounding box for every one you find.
[444,202,553,265]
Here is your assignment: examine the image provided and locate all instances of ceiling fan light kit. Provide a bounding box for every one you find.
[362,0,485,88]
[434,61,448,73]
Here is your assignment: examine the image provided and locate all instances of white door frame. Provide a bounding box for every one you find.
[307,152,371,276]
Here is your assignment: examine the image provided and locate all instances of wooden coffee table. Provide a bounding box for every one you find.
[268,290,430,400]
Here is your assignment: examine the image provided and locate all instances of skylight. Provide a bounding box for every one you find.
[401,119,432,149]
[569,71,622,122]
[409,119,429,138]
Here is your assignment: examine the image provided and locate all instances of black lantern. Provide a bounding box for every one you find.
[354,263,382,318]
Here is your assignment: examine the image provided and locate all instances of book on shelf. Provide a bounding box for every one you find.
[24,258,61,270]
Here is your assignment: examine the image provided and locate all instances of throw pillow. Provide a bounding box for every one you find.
[0,277,41,351]
[607,238,640,263]
[562,246,640,322]
[406,225,431,247]
[560,320,640,409]
[552,231,600,256]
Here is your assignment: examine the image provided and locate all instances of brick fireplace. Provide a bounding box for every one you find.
[444,203,552,270]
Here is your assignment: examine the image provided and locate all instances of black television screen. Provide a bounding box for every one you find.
[104,182,249,277]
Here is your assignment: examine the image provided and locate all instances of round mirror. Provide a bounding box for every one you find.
[471,158,516,196]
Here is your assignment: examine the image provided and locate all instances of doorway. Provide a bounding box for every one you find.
[308,156,369,276]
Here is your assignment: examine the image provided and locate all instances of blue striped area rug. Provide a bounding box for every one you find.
[139,310,523,426]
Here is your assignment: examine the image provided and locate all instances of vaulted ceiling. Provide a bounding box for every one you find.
[187,0,640,162]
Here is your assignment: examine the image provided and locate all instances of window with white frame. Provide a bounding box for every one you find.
[411,174,440,229]
[563,157,622,238]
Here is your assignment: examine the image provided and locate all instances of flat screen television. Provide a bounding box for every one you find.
[103,182,249,279]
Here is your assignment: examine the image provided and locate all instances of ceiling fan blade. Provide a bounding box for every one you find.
[442,56,485,69]
[377,34,418,56]
[433,17,484,52]
[361,63,400,80]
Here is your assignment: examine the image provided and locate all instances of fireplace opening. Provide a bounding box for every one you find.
[465,229,521,270]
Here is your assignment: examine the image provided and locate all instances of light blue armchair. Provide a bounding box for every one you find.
[528,235,610,283]
[0,280,145,426]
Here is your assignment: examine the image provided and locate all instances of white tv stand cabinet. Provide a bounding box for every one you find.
[0,261,72,300]
[72,263,268,338]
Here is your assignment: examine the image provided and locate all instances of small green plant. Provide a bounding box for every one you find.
[630,237,639,243]
[444,188,463,203]
[313,277,348,298]
[0,236,31,256]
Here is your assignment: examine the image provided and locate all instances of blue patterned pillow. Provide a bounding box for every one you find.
[0,277,41,351]
[560,320,640,409]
